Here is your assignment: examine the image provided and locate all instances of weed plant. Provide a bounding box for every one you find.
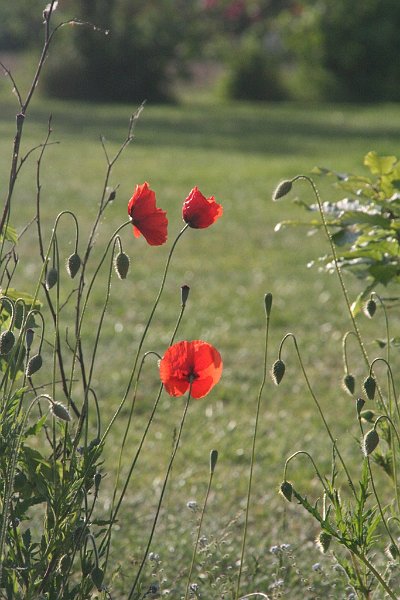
[1,3,400,600]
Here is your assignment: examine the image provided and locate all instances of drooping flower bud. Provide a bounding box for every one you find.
[273,180,292,201]
[45,267,58,290]
[363,299,377,319]
[360,409,376,423]
[91,566,104,591]
[279,480,293,502]
[316,531,332,554]
[362,429,379,456]
[66,253,81,278]
[0,330,15,355]
[271,359,286,385]
[343,374,355,395]
[114,252,130,279]
[50,401,71,422]
[363,375,376,400]
[25,328,34,350]
[25,354,43,377]
[356,397,365,416]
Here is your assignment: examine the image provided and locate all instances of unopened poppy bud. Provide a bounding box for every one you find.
[210,449,218,474]
[316,531,332,554]
[114,252,130,279]
[25,328,34,350]
[386,542,399,560]
[343,374,355,395]
[279,480,293,502]
[0,330,15,355]
[356,397,365,416]
[363,375,376,400]
[363,299,377,318]
[108,189,116,202]
[271,359,285,385]
[362,429,379,456]
[91,566,104,591]
[360,409,376,423]
[264,293,273,317]
[45,267,58,290]
[181,284,190,307]
[26,354,43,377]
[66,253,81,278]
[273,180,292,201]
[50,400,71,422]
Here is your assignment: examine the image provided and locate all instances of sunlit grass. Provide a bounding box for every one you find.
[2,69,400,594]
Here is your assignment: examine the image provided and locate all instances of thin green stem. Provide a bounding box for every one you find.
[279,332,356,494]
[235,294,271,599]
[127,390,192,599]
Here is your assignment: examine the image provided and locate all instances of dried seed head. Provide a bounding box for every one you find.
[360,409,376,423]
[50,401,71,422]
[279,480,293,502]
[114,252,130,279]
[271,359,286,385]
[66,253,81,278]
[386,542,399,560]
[45,267,58,290]
[25,354,43,377]
[210,449,218,474]
[362,429,379,456]
[356,397,365,416]
[316,531,332,554]
[343,374,355,395]
[273,180,292,201]
[181,284,190,307]
[363,375,376,400]
[0,330,15,355]
[363,299,377,319]
[264,293,273,317]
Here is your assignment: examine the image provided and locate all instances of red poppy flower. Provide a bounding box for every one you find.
[182,187,223,229]
[128,182,168,246]
[160,340,223,399]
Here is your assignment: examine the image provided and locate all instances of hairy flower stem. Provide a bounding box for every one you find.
[101,296,188,566]
[102,224,189,442]
[127,391,192,599]
[292,176,369,368]
[184,451,218,600]
[235,294,272,599]
[279,333,356,495]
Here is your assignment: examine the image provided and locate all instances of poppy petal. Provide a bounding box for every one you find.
[128,182,168,246]
[182,187,223,229]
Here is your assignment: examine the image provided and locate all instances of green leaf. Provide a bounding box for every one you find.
[1,224,17,244]
[364,151,397,176]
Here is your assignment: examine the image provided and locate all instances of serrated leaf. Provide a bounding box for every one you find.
[364,151,397,176]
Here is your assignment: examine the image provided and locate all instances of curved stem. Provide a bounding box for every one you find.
[279,332,356,494]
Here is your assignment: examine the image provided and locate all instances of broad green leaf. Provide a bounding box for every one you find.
[339,211,390,228]
[364,151,397,176]
[368,263,399,285]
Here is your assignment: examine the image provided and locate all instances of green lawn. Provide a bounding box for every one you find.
[1,77,400,596]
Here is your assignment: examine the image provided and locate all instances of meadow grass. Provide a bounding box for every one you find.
[2,71,400,596]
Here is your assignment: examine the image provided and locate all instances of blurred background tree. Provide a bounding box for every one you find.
[2,0,400,103]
